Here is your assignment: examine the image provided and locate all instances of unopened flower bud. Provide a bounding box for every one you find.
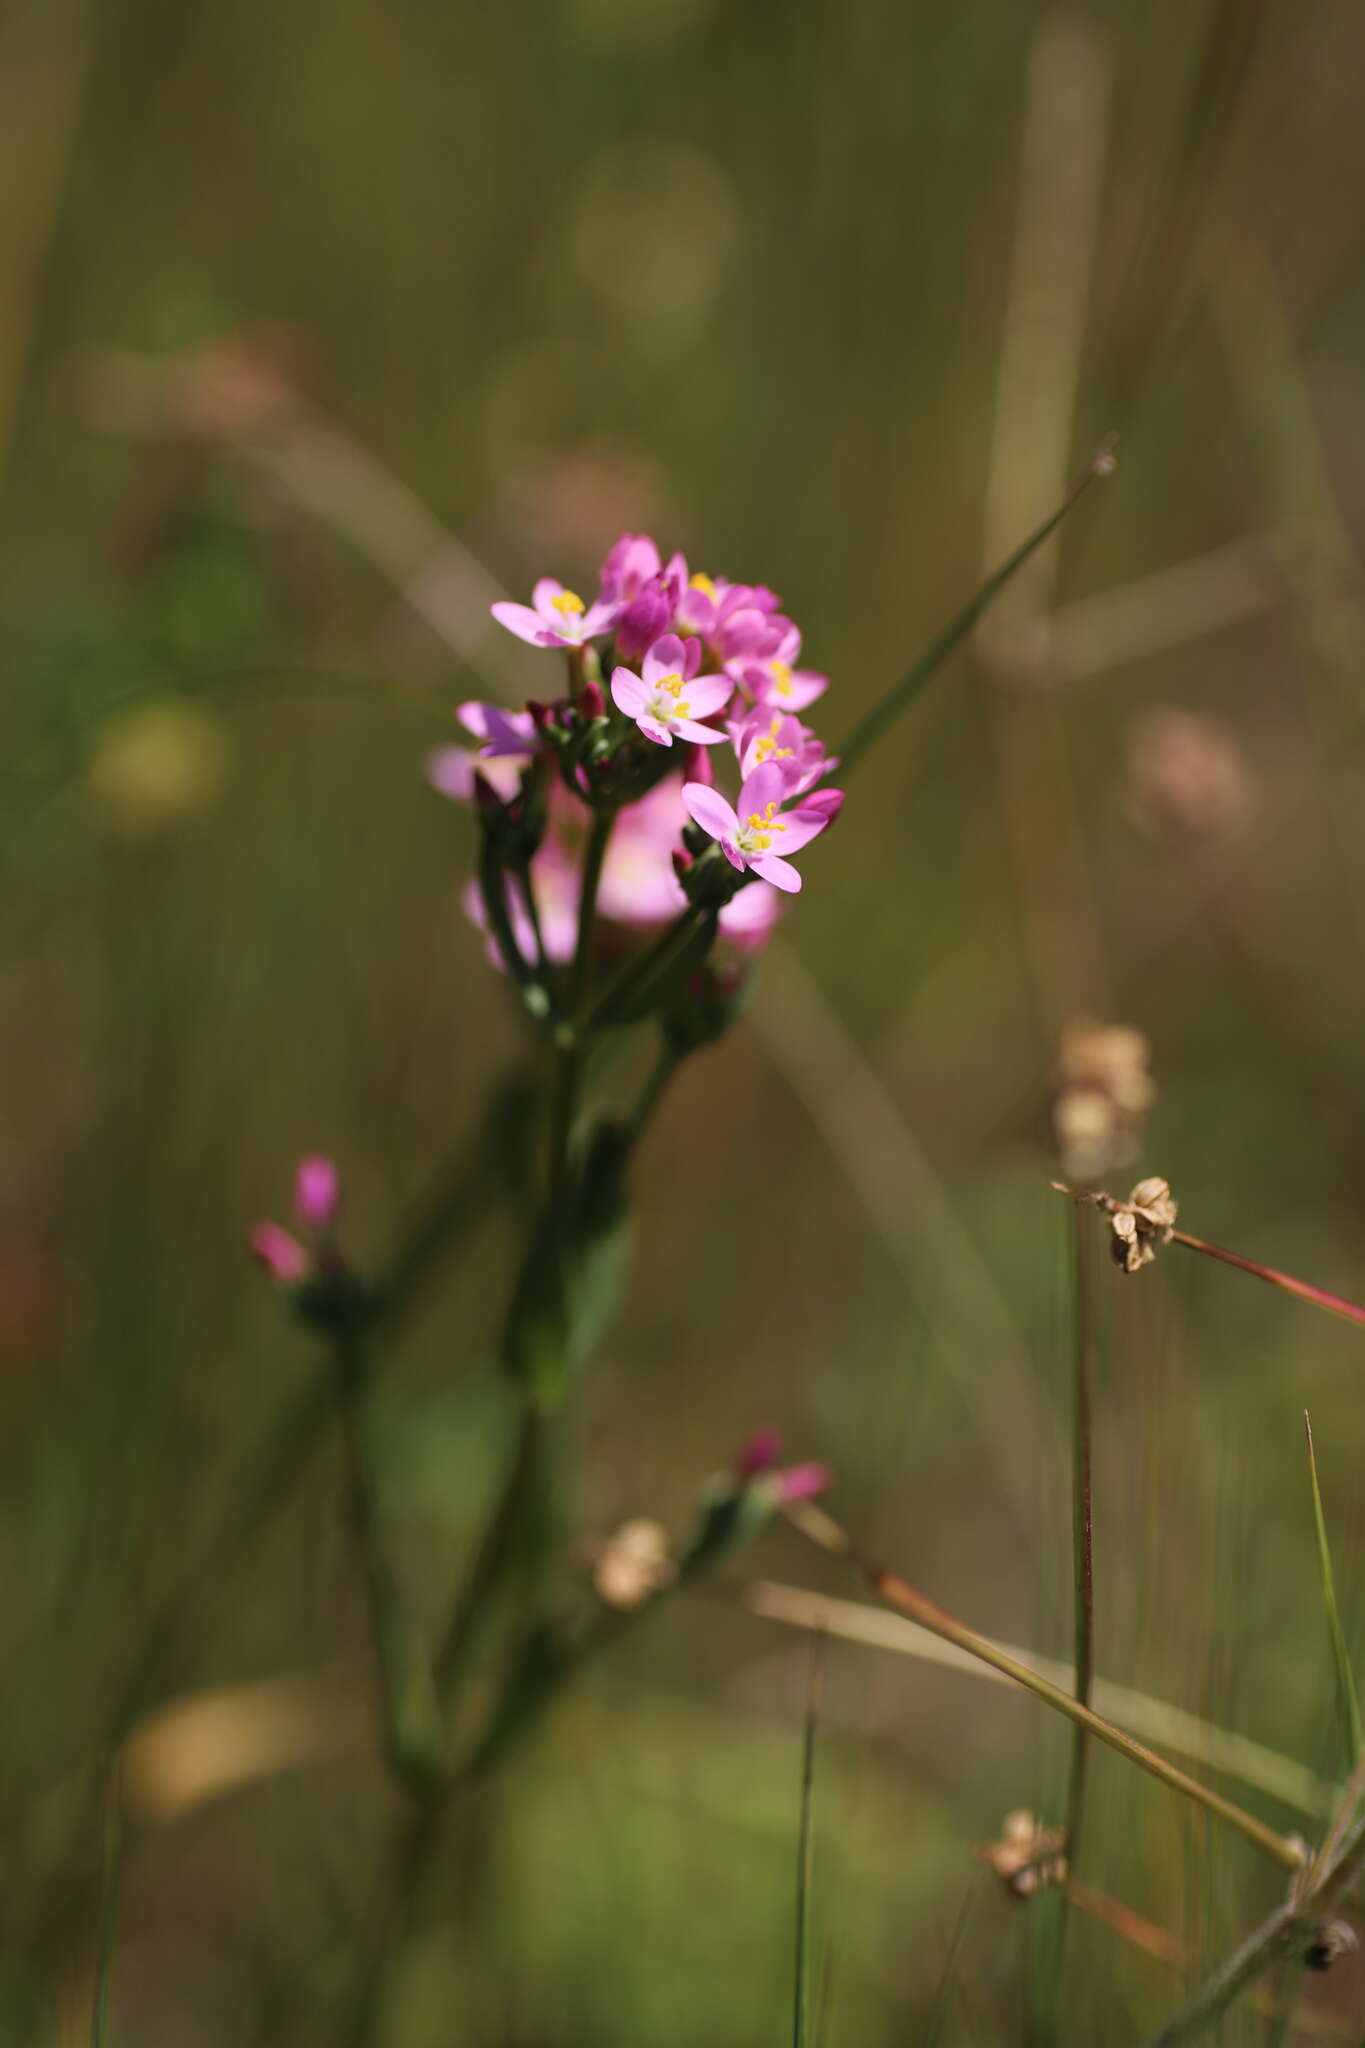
[577,678,605,721]
[735,1426,784,1478]
[685,741,716,787]
[775,1460,831,1503]
[294,1154,340,1233]
[248,1222,309,1286]
[671,847,694,880]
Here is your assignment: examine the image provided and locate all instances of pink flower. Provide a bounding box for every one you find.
[490,578,618,649]
[716,876,782,951]
[734,624,828,714]
[462,840,580,971]
[599,533,662,603]
[682,761,842,893]
[597,779,690,925]
[731,708,832,796]
[457,701,541,757]
[676,571,779,662]
[426,746,524,804]
[611,635,732,749]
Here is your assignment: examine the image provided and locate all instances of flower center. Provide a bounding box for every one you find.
[650,675,691,720]
[753,715,794,764]
[551,589,585,616]
[741,799,787,853]
[689,573,718,601]
[770,659,793,696]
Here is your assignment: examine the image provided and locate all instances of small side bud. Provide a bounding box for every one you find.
[735,1426,784,1479]
[685,742,716,787]
[671,847,694,880]
[577,678,605,721]
[294,1154,340,1233]
[248,1222,309,1286]
[775,1460,831,1504]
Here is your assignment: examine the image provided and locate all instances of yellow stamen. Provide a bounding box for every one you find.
[551,589,585,616]
[659,672,685,697]
[689,573,718,600]
[770,660,793,695]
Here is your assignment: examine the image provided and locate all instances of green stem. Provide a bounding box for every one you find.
[584,904,706,1036]
[1065,1201,1096,1854]
[332,1328,441,1795]
[835,442,1114,778]
[571,812,613,1021]
[433,1403,546,1708]
[630,1039,684,1141]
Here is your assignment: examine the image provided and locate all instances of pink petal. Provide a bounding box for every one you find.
[532,577,567,618]
[682,783,740,843]
[766,810,827,856]
[425,746,479,801]
[637,716,674,747]
[610,668,648,715]
[642,634,689,687]
[750,853,802,892]
[681,674,735,719]
[736,760,788,820]
[672,718,728,745]
[490,601,553,647]
[777,1460,831,1503]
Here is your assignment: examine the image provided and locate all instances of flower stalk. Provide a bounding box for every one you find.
[781,1498,1305,1874]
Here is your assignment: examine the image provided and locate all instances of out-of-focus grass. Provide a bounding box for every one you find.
[7,0,1365,2041]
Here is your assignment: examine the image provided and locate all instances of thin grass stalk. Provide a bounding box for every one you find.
[91,1765,122,2048]
[1065,1199,1097,1855]
[1035,1198,1098,2042]
[793,1637,824,2048]
[1304,1414,1363,1771]
[782,1501,1304,1873]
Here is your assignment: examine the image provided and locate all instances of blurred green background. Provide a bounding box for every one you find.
[7,0,1365,2040]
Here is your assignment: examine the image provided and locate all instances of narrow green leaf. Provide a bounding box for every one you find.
[1304,1411,1363,1767]
[835,440,1115,777]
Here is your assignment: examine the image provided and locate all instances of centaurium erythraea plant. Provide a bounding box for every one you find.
[433,530,846,994]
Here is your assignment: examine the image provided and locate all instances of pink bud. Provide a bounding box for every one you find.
[526,699,551,731]
[735,1426,784,1479]
[685,742,716,787]
[577,678,605,720]
[776,1461,831,1503]
[248,1222,309,1286]
[671,848,694,880]
[294,1155,340,1232]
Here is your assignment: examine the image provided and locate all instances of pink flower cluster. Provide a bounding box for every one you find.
[429,532,846,971]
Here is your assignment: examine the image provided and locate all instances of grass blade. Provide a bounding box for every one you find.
[834,439,1115,777]
[794,1635,825,2048]
[1304,1412,1363,1769]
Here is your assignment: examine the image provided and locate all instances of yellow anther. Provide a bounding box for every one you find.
[659,672,685,697]
[746,805,786,834]
[689,573,718,600]
[754,736,794,763]
[551,588,585,616]
[770,660,793,694]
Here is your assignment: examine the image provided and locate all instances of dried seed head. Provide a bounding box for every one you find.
[591,1518,677,1611]
[1303,1919,1358,1972]
[1109,1176,1178,1273]
[976,1809,1068,1900]
[1054,1018,1156,1184]
[1128,708,1252,841]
